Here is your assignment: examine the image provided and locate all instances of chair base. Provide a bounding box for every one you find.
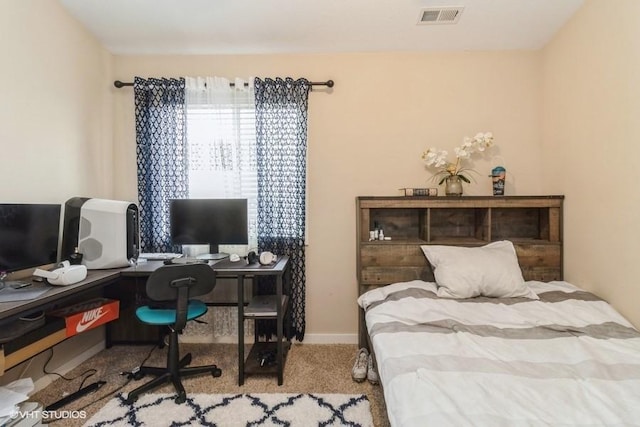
[124,332,222,404]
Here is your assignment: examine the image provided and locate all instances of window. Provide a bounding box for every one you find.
[185,79,257,251]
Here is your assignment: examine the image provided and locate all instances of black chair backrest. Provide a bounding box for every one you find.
[146,263,215,301]
[145,263,215,330]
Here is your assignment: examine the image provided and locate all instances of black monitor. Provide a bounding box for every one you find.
[169,198,248,260]
[0,203,61,275]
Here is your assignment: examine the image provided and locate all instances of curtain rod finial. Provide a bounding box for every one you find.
[326,80,334,88]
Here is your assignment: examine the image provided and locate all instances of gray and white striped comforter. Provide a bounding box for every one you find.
[358,280,640,427]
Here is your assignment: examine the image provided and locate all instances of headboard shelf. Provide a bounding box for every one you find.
[356,195,564,347]
[362,237,427,244]
[427,236,489,245]
[357,195,564,285]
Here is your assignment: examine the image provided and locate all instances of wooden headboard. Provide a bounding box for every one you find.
[356,195,564,347]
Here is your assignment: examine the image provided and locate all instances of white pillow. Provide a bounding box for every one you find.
[420,240,538,299]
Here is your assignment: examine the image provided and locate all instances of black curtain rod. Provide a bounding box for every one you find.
[114,79,334,88]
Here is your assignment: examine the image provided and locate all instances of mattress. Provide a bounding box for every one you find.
[358,280,640,427]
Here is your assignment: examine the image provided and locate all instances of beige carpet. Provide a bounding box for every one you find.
[30,343,389,427]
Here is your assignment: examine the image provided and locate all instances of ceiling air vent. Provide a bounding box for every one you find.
[417,6,464,25]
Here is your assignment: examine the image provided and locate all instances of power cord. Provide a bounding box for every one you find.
[46,344,159,424]
[43,348,97,392]
[119,343,157,380]
[80,344,158,408]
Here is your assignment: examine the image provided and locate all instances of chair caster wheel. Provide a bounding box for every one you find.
[175,393,186,404]
[132,371,145,381]
[212,368,222,377]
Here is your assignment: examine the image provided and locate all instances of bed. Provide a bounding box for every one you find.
[358,241,640,426]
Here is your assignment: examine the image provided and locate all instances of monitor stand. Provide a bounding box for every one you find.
[192,244,229,261]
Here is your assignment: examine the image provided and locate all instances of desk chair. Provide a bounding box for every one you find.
[124,263,221,404]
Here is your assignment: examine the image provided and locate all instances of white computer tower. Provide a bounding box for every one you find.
[62,198,139,269]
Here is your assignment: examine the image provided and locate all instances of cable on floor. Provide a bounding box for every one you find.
[42,348,97,392]
[45,344,159,424]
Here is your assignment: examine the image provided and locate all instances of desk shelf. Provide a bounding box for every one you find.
[231,256,292,386]
[244,295,289,318]
[1,317,66,374]
[241,293,290,384]
[244,341,291,376]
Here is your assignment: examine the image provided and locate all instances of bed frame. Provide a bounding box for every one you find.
[356,195,564,348]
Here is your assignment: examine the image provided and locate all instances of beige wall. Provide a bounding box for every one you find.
[541,0,640,327]
[112,52,545,339]
[1,0,114,203]
[0,1,112,385]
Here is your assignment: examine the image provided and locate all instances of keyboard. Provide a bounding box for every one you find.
[138,253,183,260]
[169,257,208,264]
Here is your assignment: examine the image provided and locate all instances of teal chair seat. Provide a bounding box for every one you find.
[136,300,207,325]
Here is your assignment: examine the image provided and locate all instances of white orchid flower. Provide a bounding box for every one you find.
[434,150,449,167]
[421,131,494,183]
[422,149,438,165]
[454,146,471,159]
[435,158,448,168]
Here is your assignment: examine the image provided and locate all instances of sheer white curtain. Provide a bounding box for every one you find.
[184,76,258,251]
[183,76,257,339]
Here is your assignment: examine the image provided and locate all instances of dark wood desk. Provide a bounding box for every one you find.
[118,256,292,385]
[0,270,122,374]
[0,257,291,385]
[0,270,121,323]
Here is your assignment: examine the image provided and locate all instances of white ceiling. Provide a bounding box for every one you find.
[58,0,584,55]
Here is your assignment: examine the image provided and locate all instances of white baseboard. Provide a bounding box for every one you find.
[180,334,240,344]
[33,341,105,392]
[180,333,358,345]
[297,334,358,344]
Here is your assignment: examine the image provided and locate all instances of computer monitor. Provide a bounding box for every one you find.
[0,203,61,274]
[169,198,248,260]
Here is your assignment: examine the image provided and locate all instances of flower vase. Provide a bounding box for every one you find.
[445,175,463,196]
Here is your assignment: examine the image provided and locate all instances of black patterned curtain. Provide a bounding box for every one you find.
[254,77,310,341]
[134,77,187,252]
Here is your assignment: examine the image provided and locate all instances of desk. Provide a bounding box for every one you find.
[0,257,291,386]
[119,256,292,385]
[0,270,122,374]
[0,270,121,324]
[212,256,291,386]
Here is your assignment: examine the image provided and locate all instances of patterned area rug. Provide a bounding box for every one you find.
[83,393,373,426]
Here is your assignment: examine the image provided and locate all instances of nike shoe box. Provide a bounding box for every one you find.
[48,298,119,338]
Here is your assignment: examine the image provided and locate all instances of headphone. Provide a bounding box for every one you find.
[247,251,277,265]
